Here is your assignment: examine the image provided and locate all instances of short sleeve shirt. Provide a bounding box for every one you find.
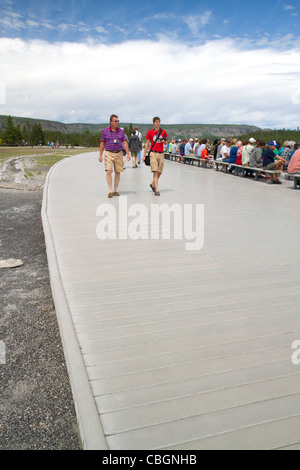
[146,128,168,152]
[263,148,276,167]
[221,145,230,159]
[101,127,127,152]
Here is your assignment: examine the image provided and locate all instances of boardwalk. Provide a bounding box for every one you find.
[42,151,300,450]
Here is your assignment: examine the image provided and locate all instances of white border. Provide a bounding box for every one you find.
[41,159,108,450]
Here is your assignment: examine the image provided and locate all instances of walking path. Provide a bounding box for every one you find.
[42,151,300,450]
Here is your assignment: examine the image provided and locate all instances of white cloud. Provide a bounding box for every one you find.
[95,25,107,34]
[1,37,300,128]
[184,11,212,36]
[0,10,25,30]
[26,19,40,27]
[283,4,298,16]
[57,23,70,32]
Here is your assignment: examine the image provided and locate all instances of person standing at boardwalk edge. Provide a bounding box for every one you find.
[143,117,168,196]
[99,114,130,198]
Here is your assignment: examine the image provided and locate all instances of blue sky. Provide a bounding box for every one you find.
[1,0,300,127]
[1,0,299,46]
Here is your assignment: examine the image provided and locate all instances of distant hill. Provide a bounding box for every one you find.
[0,114,264,140]
[0,115,103,134]
[159,123,264,140]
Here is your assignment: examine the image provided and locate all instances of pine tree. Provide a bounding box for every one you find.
[22,122,31,144]
[14,124,23,145]
[3,115,16,144]
[30,122,45,145]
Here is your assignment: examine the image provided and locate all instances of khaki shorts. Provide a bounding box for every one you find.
[263,163,278,171]
[105,150,124,173]
[150,152,164,173]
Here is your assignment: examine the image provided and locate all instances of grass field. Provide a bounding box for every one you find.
[0,146,98,188]
[0,146,97,165]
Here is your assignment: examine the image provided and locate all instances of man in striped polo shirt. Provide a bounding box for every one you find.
[99,114,131,198]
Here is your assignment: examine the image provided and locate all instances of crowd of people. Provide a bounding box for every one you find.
[163,136,300,184]
[126,130,300,181]
[100,114,300,197]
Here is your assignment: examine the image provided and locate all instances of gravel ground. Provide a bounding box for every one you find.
[0,188,81,450]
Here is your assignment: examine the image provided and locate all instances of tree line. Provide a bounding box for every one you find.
[235,128,300,145]
[0,116,135,147]
[1,114,300,148]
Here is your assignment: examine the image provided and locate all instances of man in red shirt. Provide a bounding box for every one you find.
[142,117,168,196]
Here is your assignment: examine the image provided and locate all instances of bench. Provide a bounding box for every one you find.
[165,153,214,168]
[165,153,198,165]
[215,161,280,184]
[286,173,300,189]
[166,153,284,185]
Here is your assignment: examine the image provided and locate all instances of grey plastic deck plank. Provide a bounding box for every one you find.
[43,151,300,450]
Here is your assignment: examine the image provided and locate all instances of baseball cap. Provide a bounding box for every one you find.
[269,140,277,146]
[249,137,256,143]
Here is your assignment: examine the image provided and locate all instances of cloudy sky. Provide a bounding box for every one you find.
[1,0,300,128]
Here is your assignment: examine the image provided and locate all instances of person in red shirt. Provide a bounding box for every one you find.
[236,141,247,166]
[201,143,215,168]
[201,144,209,159]
[143,117,168,196]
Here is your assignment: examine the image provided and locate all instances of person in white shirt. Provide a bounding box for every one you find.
[242,137,256,165]
[184,138,194,163]
[171,140,179,154]
[216,138,226,159]
[134,127,142,164]
[217,139,231,161]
